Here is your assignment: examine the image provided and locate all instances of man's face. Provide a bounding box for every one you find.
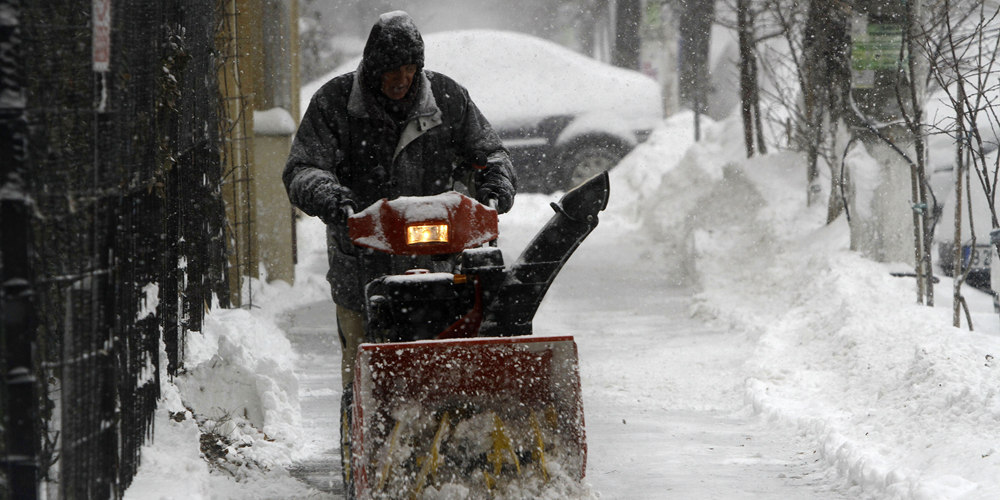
[380,64,418,100]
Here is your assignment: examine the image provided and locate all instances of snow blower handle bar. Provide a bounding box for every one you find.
[471,150,498,230]
[486,198,498,247]
[468,150,499,241]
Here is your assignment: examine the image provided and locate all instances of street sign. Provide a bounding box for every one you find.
[851,17,905,89]
[93,0,111,72]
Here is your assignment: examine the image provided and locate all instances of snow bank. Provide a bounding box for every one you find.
[615,112,1000,499]
[125,217,333,499]
[253,107,297,136]
[126,301,315,499]
[178,307,301,442]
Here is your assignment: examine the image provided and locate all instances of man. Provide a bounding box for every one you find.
[283,11,516,390]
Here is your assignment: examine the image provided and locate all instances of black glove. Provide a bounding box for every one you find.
[476,179,514,214]
[318,184,356,225]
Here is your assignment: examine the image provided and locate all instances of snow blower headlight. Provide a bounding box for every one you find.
[406,224,449,245]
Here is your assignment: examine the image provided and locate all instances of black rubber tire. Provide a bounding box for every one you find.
[340,388,355,499]
[557,139,628,191]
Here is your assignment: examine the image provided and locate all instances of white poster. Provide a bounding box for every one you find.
[93,0,111,72]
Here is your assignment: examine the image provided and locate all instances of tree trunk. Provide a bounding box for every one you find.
[752,54,767,155]
[905,0,933,305]
[802,0,850,207]
[737,0,755,157]
[613,0,642,70]
[952,85,967,327]
[827,141,850,223]
[676,0,715,116]
[802,0,826,206]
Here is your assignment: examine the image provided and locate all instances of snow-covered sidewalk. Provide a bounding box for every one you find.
[624,114,1000,499]
[125,112,1000,499]
[525,202,848,499]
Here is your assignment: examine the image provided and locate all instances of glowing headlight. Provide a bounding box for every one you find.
[406,224,449,245]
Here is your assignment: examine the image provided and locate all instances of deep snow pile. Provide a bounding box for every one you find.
[124,226,331,499]
[612,112,1000,499]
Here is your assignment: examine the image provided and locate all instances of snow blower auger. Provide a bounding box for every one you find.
[342,172,609,499]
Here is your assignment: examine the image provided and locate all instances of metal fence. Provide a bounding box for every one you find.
[2,0,231,498]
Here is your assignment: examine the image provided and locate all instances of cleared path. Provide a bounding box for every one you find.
[531,222,849,499]
[280,198,851,499]
[281,300,342,497]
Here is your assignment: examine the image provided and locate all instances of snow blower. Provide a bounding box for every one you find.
[342,172,609,499]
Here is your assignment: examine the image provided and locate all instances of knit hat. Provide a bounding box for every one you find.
[360,11,424,95]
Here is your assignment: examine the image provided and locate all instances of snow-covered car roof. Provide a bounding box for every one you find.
[303,29,663,129]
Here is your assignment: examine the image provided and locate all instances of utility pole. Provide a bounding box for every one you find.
[848,0,930,304]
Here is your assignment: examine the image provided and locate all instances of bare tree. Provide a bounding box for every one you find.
[613,0,642,69]
[801,0,851,209]
[743,0,851,215]
[736,0,767,157]
[918,0,1000,326]
[728,1,937,306]
[675,0,717,140]
[901,0,935,306]
[753,0,809,154]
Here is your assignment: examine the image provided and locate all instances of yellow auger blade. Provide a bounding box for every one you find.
[487,413,520,478]
[544,404,559,429]
[376,420,403,492]
[530,410,550,482]
[410,411,451,499]
[353,336,588,498]
[483,469,497,491]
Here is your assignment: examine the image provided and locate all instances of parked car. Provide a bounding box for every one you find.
[932,149,999,291]
[924,85,1000,291]
[303,29,664,193]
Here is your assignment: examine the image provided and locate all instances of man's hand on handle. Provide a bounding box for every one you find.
[476,181,513,214]
[320,184,357,225]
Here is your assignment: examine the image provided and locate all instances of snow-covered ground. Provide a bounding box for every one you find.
[125,111,1000,499]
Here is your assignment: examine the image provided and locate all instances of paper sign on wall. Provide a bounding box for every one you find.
[93,0,111,72]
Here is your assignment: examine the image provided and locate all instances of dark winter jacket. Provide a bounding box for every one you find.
[283,11,516,310]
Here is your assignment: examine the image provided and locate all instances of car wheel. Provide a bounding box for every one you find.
[557,139,628,191]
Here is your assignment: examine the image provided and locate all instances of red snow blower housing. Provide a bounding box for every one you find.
[343,172,609,499]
